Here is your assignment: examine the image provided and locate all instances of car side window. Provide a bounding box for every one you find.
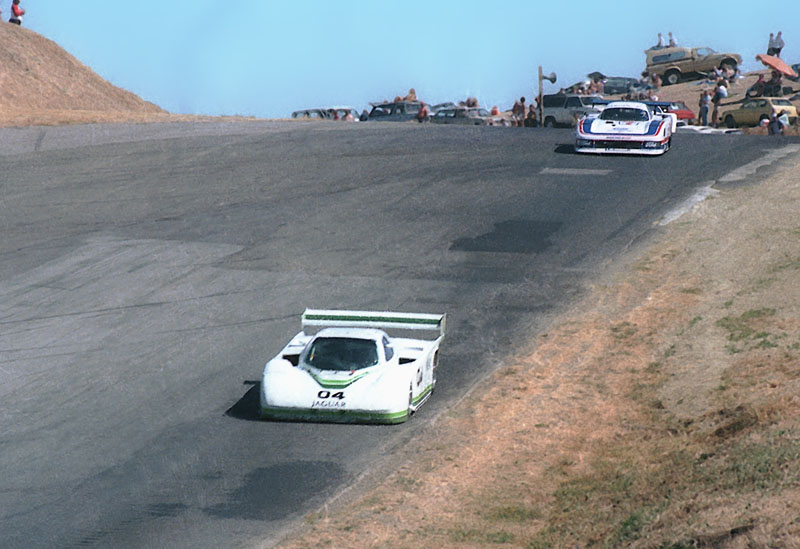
[757,100,767,108]
[565,97,581,108]
[382,336,394,361]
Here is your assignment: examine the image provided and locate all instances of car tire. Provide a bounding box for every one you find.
[544,117,556,128]
[664,70,681,86]
[720,59,738,72]
[725,115,736,128]
[408,385,414,417]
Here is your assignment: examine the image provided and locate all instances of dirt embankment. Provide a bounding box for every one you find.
[278,155,800,547]
[0,23,252,127]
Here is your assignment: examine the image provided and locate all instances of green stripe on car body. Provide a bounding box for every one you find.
[260,406,409,424]
[302,312,441,326]
[308,370,372,389]
[412,384,434,406]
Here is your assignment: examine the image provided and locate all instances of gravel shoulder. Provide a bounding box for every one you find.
[276,153,800,548]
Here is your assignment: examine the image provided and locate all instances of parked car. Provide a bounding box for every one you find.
[367,101,426,122]
[645,46,741,85]
[788,63,800,82]
[290,106,359,121]
[430,107,494,125]
[291,108,331,120]
[722,97,798,128]
[327,106,360,121]
[667,101,695,125]
[431,102,457,113]
[542,94,602,127]
[603,76,647,95]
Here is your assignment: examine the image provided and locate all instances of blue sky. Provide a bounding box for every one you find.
[21,1,800,118]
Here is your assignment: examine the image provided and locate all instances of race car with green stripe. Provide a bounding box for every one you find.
[260,309,446,424]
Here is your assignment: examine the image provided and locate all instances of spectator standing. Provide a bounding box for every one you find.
[768,111,784,135]
[511,97,526,127]
[698,90,711,126]
[767,33,776,55]
[9,0,24,25]
[774,31,785,57]
[524,104,537,127]
[711,79,727,128]
[415,102,428,123]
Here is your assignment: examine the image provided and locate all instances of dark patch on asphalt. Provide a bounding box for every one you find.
[204,461,347,521]
[451,219,562,254]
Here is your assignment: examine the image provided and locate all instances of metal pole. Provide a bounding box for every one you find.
[538,65,544,127]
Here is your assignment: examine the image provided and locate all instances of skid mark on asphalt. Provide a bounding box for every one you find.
[539,167,613,176]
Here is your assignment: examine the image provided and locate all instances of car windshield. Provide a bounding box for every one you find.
[599,107,649,122]
[305,337,379,371]
[773,99,792,106]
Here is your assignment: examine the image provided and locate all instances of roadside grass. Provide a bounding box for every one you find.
[519,300,800,547]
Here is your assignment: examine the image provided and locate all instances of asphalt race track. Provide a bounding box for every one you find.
[1,122,796,548]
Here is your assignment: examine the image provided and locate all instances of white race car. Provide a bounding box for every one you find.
[574,101,675,155]
[260,309,446,424]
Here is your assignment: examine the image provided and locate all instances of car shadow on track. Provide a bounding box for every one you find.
[225,380,262,421]
[554,143,577,154]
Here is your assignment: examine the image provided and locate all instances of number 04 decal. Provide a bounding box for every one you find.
[317,390,345,400]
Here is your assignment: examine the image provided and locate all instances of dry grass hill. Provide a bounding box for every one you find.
[0,23,251,126]
[0,22,162,113]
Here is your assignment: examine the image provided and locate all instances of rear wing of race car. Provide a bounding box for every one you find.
[302,309,446,338]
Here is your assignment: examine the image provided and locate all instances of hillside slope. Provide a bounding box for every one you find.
[0,23,163,114]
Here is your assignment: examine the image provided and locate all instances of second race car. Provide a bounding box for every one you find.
[575,101,675,155]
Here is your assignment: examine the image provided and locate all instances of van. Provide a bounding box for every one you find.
[542,95,601,127]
